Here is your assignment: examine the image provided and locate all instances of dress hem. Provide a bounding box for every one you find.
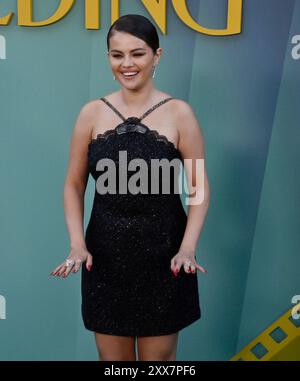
[82,312,201,337]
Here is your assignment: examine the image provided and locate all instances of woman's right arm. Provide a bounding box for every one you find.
[51,101,98,278]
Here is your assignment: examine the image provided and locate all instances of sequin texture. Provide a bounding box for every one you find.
[81,97,201,336]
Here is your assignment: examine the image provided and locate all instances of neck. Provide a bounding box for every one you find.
[119,82,158,110]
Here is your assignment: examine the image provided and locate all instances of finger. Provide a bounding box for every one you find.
[171,258,181,274]
[187,259,197,274]
[174,258,183,273]
[183,262,191,273]
[72,259,82,273]
[63,258,76,278]
[185,259,196,273]
[170,257,177,272]
[200,266,208,274]
[63,263,74,278]
[86,254,93,271]
[56,264,67,277]
[51,263,63,275]
[194,262,208,274]
[51,263,65,276]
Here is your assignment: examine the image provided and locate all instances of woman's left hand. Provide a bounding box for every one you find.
[170,248,208,276]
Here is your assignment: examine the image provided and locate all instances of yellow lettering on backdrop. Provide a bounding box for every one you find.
[108,0,168,33]
[85,0,100,29]
[0,0,243,35]
[111,0,121,26]
[140,0,167,34]
[85,0,121,29]
[18,0,75,27]
[0,11,14,26]
[172,0,243,36]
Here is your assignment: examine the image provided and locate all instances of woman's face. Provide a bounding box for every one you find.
[108,31,162,89]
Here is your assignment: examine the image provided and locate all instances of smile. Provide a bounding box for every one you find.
[121,71,139,79]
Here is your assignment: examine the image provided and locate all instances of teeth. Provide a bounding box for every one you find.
[123,72,138,76]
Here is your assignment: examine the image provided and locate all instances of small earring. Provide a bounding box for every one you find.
[113,75,116,80]
[152,66,156,79]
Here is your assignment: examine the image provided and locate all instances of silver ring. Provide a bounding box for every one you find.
[65,259,75,267]
[184,260,192,267]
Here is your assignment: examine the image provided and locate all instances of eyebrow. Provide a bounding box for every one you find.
[110,48,146,53]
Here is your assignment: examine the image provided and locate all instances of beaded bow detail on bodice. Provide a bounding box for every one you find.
[125,117,141,125]
[115,117,147,135]
[114,116,146,134]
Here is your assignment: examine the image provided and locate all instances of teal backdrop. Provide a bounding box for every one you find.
[0,0,299,360]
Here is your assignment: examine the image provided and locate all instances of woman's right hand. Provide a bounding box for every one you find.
[50,246,93,279]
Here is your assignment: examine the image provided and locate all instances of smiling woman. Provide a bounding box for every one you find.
[106,16,160,86]
[51,13,210,362]
[110,49,146,79]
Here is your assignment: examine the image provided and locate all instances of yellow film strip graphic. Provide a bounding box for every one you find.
[231,305,300,361]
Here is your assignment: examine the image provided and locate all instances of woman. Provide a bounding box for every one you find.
[51,14,210,361]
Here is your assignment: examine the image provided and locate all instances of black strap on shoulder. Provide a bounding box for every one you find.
[100,96,174,122]
[139,97,174,122]
[100,97,127,122]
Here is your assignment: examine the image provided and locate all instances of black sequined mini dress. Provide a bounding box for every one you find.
[81,96,201,336]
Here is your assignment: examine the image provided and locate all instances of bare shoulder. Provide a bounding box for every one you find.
[170,99,205,158]
[77,98,104,128]
[80,98,102,117]
[171,98,196,120]
[75,99,98,126]
[171,98,201,134]
[70,99,102,145]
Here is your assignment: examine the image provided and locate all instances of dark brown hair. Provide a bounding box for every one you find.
[107,14,160,55]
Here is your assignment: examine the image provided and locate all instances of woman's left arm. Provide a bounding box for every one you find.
[170,100,210,276]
